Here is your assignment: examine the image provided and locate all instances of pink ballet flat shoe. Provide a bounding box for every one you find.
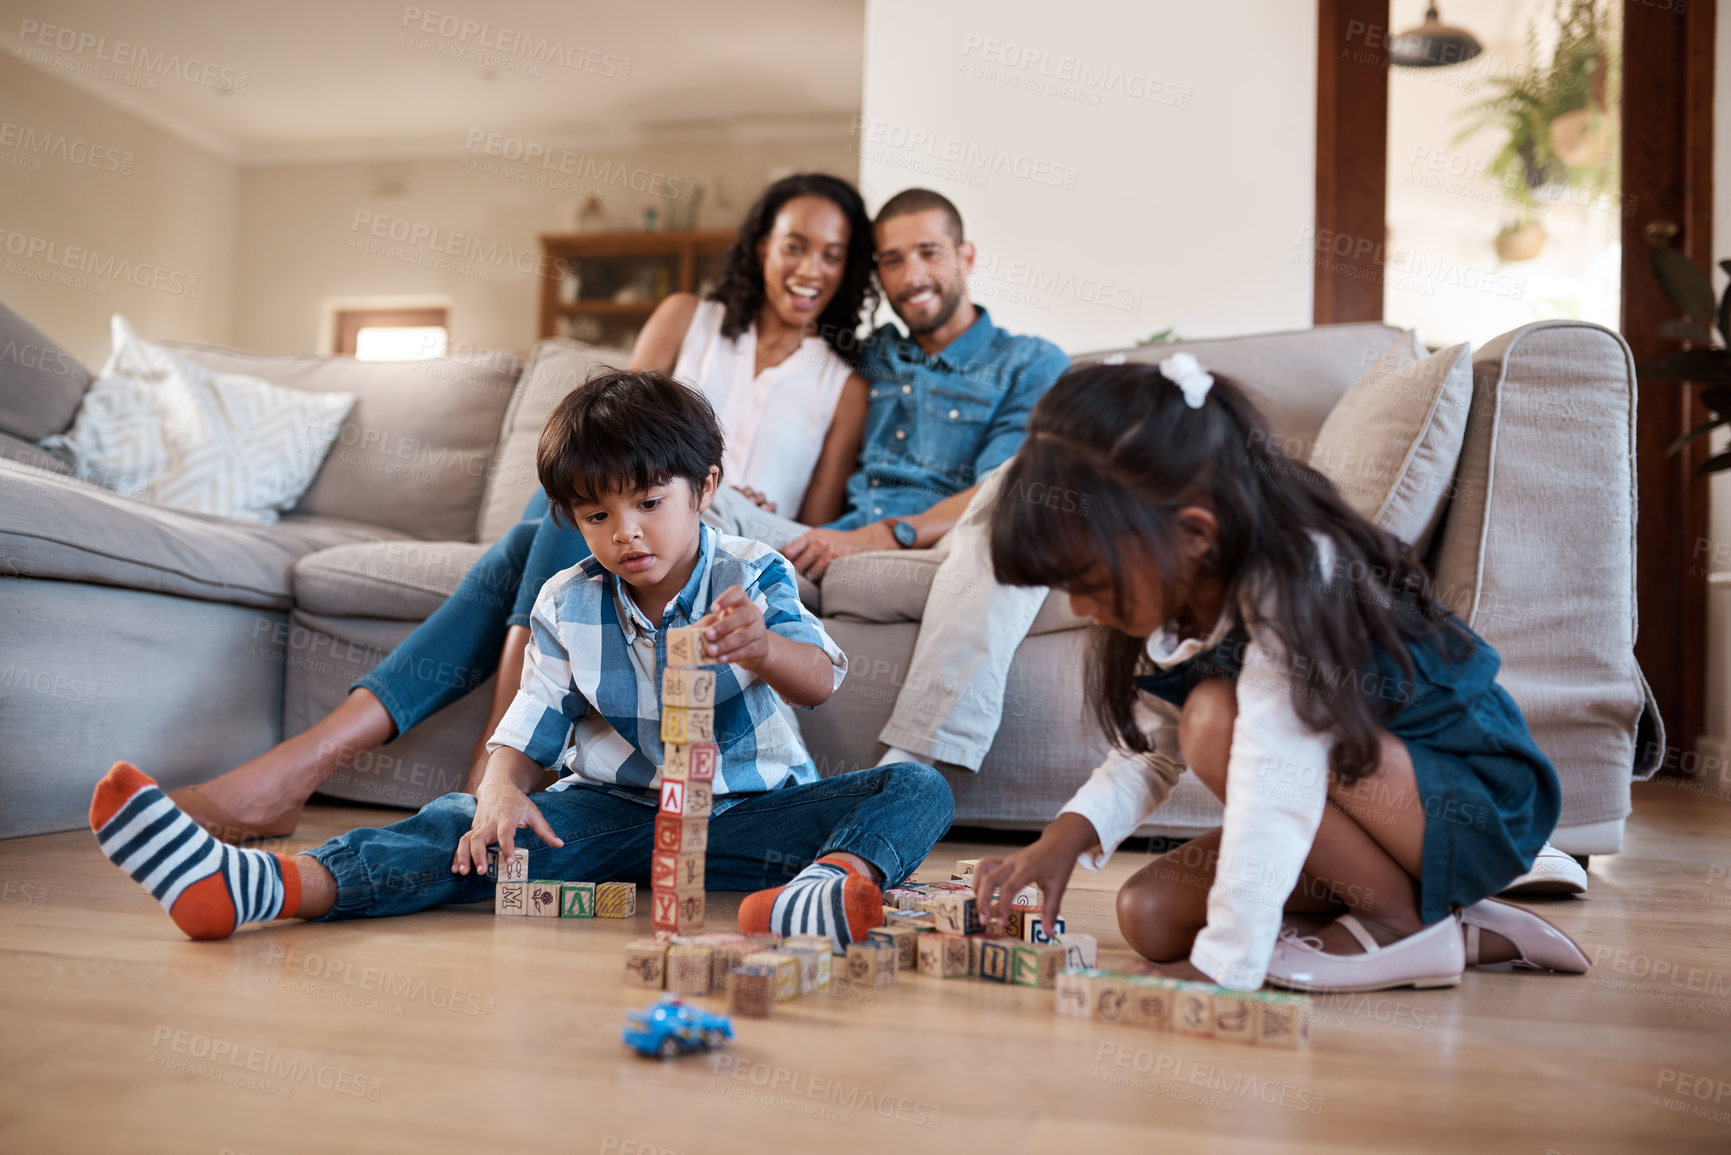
[1461,899,1590,973]
[1266,913,1465,993]
[1499,843,1588,897]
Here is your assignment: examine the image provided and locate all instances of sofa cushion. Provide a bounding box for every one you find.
[0,429,72,474]
[820,547,1086,634]
[165,341,521,542]
[475,338,627,542]
[0,299,90,441]
[294,539,488,620]
[0,457,408,609]
[1308,333,1472,552]
[1078,321,1404,448]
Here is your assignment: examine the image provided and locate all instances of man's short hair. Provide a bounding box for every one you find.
[536,369,726,525]
[874,188,964,244]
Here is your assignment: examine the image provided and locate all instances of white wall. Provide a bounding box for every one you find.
[232,132,855,357]
[0,54,239,368]
[858,0,1318,352]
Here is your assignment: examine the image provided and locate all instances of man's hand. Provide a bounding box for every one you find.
[972,812,1100,932]
[700,585,770,671]
[452,763,564,876]
[733,485,777,513]
[781,522,897,580]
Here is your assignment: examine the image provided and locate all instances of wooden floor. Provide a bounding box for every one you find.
[3,781,1730,1154]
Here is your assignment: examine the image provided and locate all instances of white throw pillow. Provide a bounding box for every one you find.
[41,315,354,523]
[1308,331,1473,553]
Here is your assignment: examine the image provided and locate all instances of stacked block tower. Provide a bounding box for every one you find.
[653,624,715,937]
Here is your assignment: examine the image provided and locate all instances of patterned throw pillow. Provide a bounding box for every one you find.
[41,315,354,523]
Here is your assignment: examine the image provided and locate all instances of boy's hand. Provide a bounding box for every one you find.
[452,774,564,876]
[972,812,1099,932]
[701,585,769,671]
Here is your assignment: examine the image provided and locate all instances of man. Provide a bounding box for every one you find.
[705,187,1068,772]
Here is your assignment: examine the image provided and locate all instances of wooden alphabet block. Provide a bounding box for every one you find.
[594,881,636,918]
[526,880,561,917]
[663,742,718,782]
[1008,885,1042,907]
[654,814,708,854]
[494,880,527,916]
[954,858,978,877]
[965,934,1006,976]
[930,894,980,935]
[1023,915,1064,944]
[709,943,749,991]
[666,944,713,995]
[660,705,715,744]
[1053,933,1098,969]
[782,946,824,995]
[657,778,713,819]
[1172,983,1214,1039]
[1010,942,1067,988]
[661,667,717,708]
[558,881,596,917]
[1123,976,1177,1031]
[497,847,529,882]
[1090,974,1132,1024]
[729,966,775,1017]
[651,887,705,934]
[622,939,667,988]
[842,943,892,989]
[1212,990,1257,1044]
[1255,993,1311,1050]
[651,851,705,892]
[665,625,707,668]
[915,933,968,977]
[978,939,1013,983]
[783,937,833,993]
[865,925,920,969]
[742,951,800,1001]
[885,910,937,931]
[1055,968,1095,1018]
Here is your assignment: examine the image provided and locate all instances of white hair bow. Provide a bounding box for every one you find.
[1159,352,1214,409]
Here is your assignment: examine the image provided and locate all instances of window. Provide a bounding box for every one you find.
[332,306,449,361]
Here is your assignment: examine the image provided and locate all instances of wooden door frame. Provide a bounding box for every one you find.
[1314,1,1715,756]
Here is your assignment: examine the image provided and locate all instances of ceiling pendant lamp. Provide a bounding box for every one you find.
[1389,5,1484,68]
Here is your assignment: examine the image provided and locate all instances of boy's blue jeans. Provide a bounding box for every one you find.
[355,492,592,737]
[303,763,954,919]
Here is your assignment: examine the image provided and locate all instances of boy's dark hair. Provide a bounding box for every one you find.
[711,172,878,365]
[875,188,964,244]
[988,360,1465,786]
[536,369,725,527]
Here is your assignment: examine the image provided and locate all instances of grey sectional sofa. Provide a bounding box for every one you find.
[0,300,1661,854]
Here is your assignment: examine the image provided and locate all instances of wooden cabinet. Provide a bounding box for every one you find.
[538,229,735,349]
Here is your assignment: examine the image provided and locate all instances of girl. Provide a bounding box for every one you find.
[971,355,1589,992]
[170,173,878,843]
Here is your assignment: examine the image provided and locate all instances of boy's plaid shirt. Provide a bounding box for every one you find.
[487,524,847,807]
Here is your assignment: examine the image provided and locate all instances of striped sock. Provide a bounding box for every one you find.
[738,854,882,952]
[90,762,301,941]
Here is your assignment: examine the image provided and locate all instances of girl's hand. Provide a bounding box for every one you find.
[452,775,564,876]
[702,586,769,671]
[972,812,1101,932]
[733,485,777,513]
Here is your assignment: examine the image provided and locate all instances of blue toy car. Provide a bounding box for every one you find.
[622,996,734,1059]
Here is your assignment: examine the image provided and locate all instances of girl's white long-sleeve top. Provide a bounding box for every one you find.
[1057,606,1335,991]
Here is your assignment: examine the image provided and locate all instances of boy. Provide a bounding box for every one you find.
[89,370,953,949]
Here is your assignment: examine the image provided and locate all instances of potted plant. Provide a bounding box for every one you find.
[1640,240,1731,475]
[1454,0,1619,262]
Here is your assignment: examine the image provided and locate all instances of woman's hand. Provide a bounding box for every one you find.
[972,812,1101,932]
[733,485,777,513]
[701,585,770,671]
[451,765,564,876]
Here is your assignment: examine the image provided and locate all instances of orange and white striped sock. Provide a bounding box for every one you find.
[90,762,302,941]
[738,854,882,952]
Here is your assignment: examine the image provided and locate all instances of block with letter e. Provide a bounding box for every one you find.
[663,742,717,782]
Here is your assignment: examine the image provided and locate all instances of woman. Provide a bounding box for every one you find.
[171,173,877,842]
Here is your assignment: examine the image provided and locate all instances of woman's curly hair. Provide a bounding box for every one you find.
[709,173,878,365]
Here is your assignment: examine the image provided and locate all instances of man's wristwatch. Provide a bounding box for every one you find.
[888,519,919,549]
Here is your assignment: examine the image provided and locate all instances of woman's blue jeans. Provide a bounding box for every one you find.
[355,491,592,738]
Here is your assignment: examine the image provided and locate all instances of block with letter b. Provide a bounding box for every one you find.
[654,814,708,854]
[660,705,715,745]
[662,742,717,782]
[661,667,716,708]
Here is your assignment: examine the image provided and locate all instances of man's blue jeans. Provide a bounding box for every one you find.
[355,492,591,737]
[303,762,954,919]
